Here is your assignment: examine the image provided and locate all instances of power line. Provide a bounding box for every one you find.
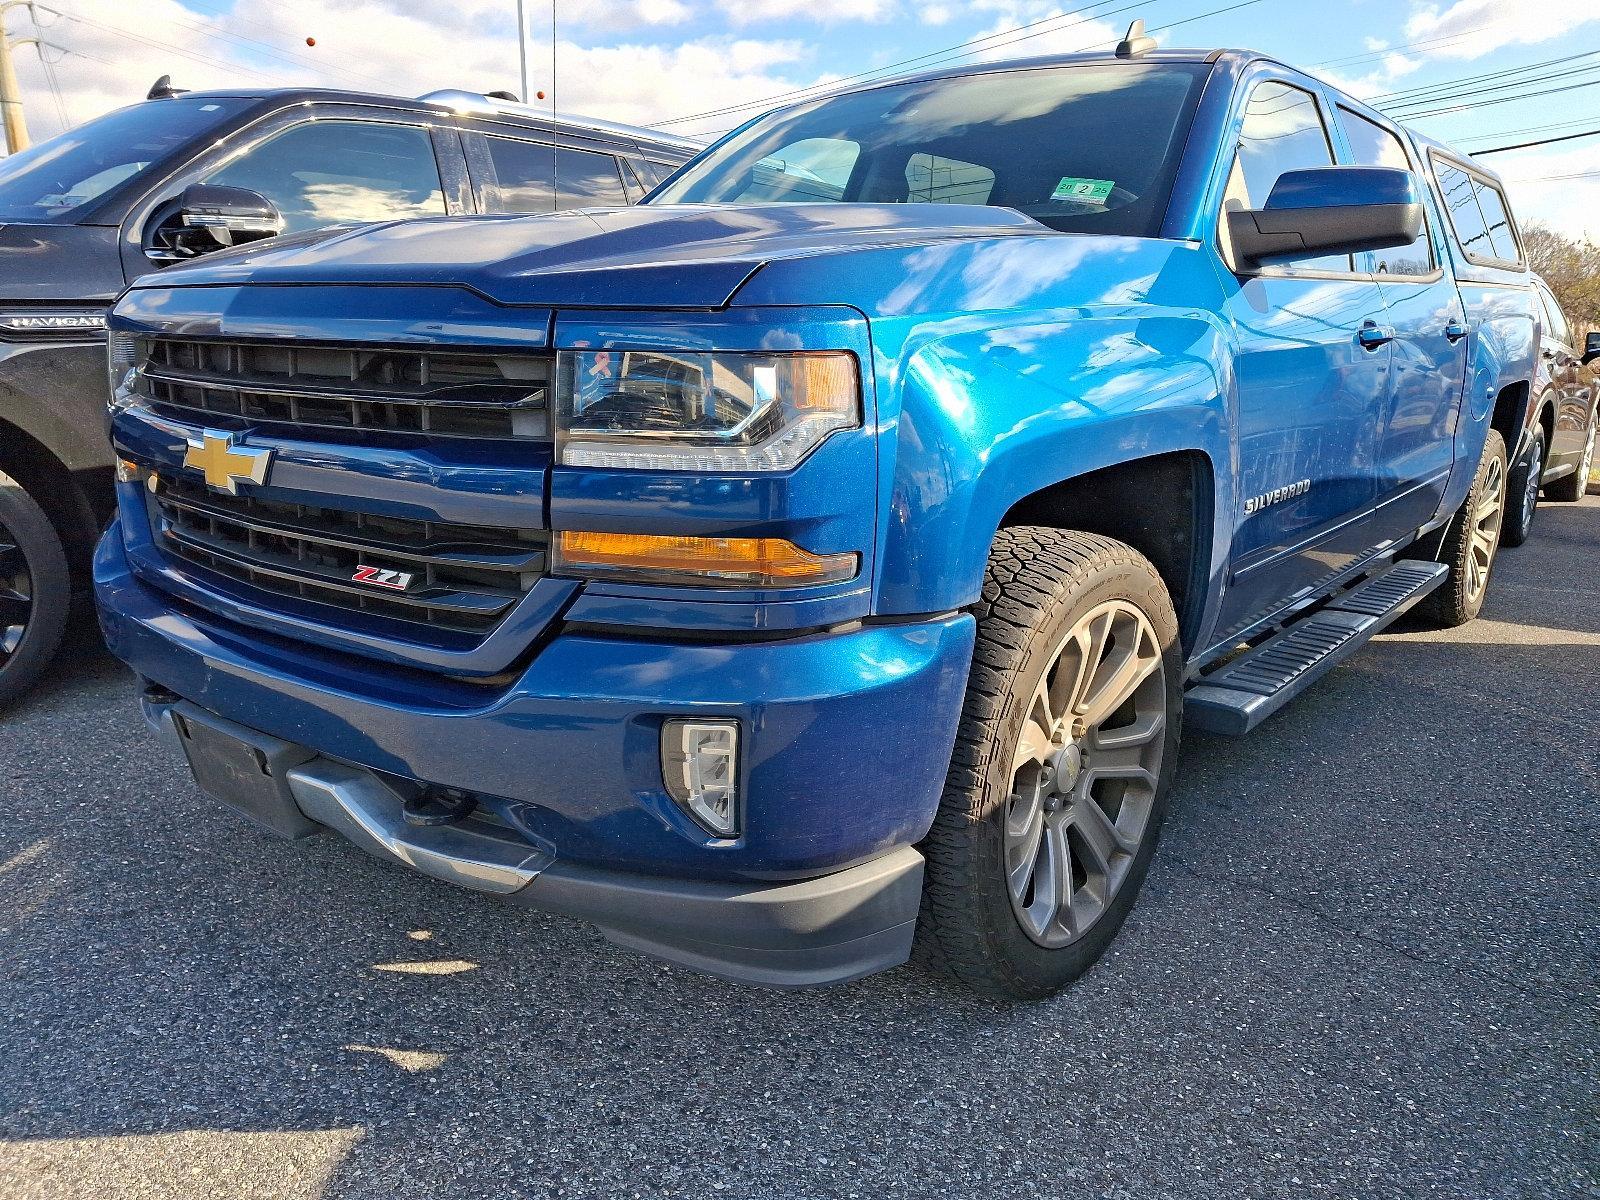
[1385,60,1600,116]
[1503,168,1600,184]
[1395,75,1600,120]
[39,6,287,85]
[1459,114,1600,147]
[1474,127,1600,155]
[650,0,1150,129]
[1310,24,1498,71]
[1373,48,1600,105]
[41,0,392,92]
[671,0,1270,137]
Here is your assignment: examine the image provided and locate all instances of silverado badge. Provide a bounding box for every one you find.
[182,430,273,495]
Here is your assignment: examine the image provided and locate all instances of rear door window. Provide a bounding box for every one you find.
[1335,106,1434,276]
[1472,180,1520,263]
[483,137,629,211]
[1434,159,1521,266]
[1538,284,1571,348]
[1225,81,1351,272]
[206,120,446,235]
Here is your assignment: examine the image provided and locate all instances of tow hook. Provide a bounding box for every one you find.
[401,785,478,827]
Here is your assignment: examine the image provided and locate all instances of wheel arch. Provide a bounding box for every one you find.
[1490,379,1531,460]
[997,451,1215,654]
[0,415,111,589]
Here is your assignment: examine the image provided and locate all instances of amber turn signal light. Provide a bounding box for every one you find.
[555,531,858,588]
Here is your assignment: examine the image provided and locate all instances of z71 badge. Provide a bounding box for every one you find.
[351,565,415,591]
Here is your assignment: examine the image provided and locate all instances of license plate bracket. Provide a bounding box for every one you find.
[175,705,322,840]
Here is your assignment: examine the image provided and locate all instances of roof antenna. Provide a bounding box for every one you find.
[147,75,188,100]
[486,90,520,102]
[1115,19,1158,58]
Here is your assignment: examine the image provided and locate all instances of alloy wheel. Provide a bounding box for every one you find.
[1003,599,1167,949]
[0,519,34,665]
[1466,452,1505,606]
[1521,440,1542,527]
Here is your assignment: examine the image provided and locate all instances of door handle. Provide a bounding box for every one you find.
[1358,322,1395,350]
[1444,319,1469,343]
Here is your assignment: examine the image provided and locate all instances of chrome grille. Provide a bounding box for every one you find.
[147,475,545,639]
[139,338,551,441]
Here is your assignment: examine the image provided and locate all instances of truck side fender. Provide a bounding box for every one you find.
[870,310,1234,616]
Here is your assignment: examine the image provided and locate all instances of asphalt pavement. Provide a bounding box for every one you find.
[2,499,1596,1200]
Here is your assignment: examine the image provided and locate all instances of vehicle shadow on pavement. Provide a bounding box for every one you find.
[1,503,1594,1199]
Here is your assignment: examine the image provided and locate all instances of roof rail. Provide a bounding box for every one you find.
[415,89,703,152]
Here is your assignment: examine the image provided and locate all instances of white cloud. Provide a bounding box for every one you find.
[960,2,1121,62]
[1404,0,1600,60]
[717,0,896,25]
[922,4,954,25]
[1495,141,1600,243]
[3,0,818,142]
[565,0,695,29]
[1320,51,1424,100]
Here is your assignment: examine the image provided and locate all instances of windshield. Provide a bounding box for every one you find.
[0,96,253,224]
[651,63,1209,236]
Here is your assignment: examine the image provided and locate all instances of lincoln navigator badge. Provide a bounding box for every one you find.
[182,430,274,495]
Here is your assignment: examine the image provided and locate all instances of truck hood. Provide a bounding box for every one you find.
[0,223,125,303]
[131,204,1053,309]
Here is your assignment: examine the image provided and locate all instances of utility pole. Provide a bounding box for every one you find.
[0,1,29,154]
[515,0,529,103]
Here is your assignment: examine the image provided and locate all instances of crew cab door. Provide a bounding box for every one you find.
[1212,77,1389,641]
[460,127,636,213]
[118,107,472,283]
[1534,280,1594,474]
[1334,105,1468,539]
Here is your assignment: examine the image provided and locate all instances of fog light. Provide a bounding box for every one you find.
[662,718,740,837]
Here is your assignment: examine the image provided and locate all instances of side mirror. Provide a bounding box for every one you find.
[1583,331,1600,366]
[145,184,284,263]
[1227,166,1424,272]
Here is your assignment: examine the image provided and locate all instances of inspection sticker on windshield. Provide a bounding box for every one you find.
[1052,176,1114,205]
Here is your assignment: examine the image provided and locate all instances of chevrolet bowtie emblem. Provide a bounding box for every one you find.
[182,430,273,495]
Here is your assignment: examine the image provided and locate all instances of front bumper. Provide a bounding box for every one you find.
[96,526,975,985]
[145,696,924,987]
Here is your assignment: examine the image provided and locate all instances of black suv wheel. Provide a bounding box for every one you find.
[1502,425,1543,547]
[1546,405,1596,503]
[914,528,1183,1000]
[0,470,71,709]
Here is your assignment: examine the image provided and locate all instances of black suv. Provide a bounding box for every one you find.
[0,82,699,704]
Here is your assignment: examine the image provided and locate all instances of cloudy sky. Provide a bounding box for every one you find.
[4,0,1599,240]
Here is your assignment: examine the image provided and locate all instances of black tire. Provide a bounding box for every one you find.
[1545,404,1596,503]
[0,469,71,709]
[1501,425,1543,547]
[1418,429,1507,628]
[914,528,1183,1001]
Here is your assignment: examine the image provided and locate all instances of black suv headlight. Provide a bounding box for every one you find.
[106,331,141,412]
[554,349,860,472]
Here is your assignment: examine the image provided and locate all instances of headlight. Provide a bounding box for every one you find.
[107,330,140,412]
[555,349,859,471]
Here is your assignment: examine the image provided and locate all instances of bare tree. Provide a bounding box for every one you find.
[1521,222,1600,338]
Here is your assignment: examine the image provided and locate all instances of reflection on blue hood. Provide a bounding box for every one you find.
[131,204,1055,308]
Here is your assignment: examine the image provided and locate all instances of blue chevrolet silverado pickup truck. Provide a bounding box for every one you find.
[94,36,1544,999]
